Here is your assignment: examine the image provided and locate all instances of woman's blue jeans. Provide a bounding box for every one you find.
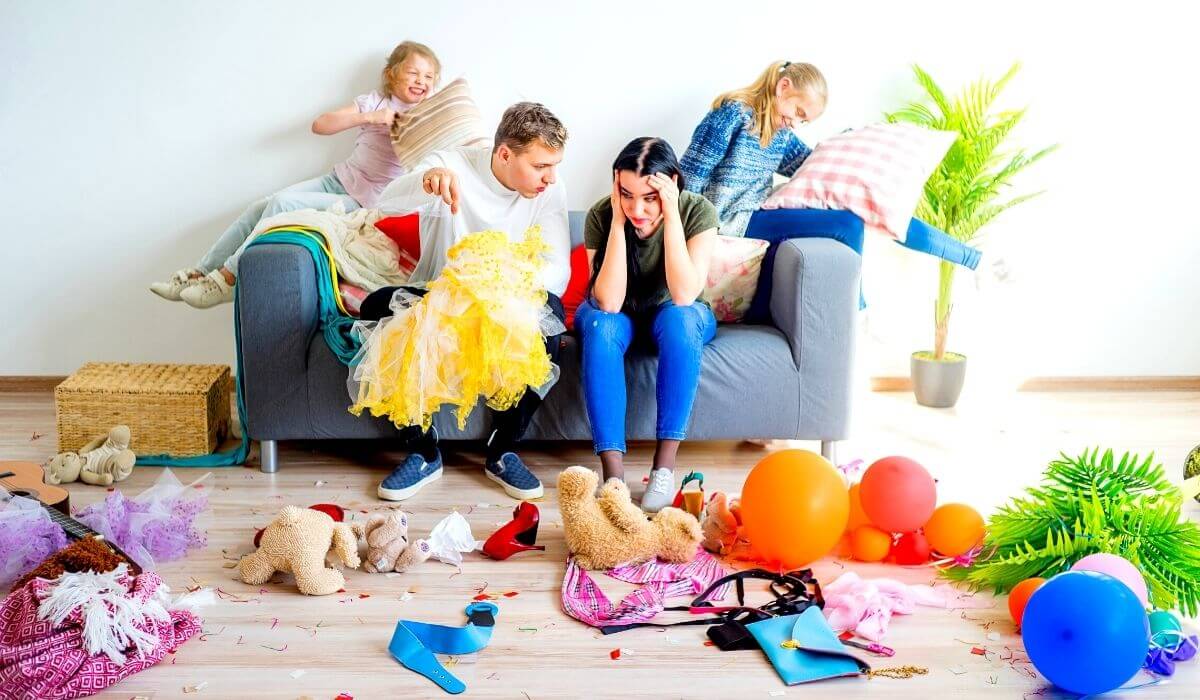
[575,299,717,454]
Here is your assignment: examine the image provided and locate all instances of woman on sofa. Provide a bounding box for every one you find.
[680,60,982,323]
[576,137,718,513]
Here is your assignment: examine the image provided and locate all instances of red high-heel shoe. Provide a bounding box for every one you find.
[483,501,546,560]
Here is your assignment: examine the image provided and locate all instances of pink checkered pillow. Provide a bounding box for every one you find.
[763,123,956,241]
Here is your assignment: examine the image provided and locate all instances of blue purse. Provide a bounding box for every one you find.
[746,606,870,685]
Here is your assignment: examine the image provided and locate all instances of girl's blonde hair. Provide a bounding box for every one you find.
[713,61,827,147]
[381,41,441,97]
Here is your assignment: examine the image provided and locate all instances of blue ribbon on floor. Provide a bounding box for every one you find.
[388,602,499,694]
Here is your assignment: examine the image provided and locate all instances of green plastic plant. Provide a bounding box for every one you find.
[943,448,1200,615]
[887,64,1056,360]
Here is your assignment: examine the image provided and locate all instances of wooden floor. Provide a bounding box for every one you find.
[2,388,1198,699]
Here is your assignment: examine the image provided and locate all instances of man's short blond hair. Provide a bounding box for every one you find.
[494,102,568,154]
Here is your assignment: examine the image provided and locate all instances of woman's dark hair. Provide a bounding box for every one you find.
[589,137,685,310]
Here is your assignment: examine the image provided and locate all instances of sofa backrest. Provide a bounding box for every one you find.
[569,210,585,248]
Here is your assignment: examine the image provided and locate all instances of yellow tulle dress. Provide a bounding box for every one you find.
[348,228,563,431]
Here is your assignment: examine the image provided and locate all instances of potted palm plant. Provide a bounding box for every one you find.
[887,64,1055,407]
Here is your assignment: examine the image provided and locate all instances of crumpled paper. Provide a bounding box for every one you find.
[425,511,481,567]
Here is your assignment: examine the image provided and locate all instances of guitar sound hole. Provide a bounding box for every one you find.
[10,489,32,498]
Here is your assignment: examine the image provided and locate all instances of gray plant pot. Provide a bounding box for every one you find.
[910,352,967,408]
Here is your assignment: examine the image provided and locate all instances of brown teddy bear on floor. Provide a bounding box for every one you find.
[238,505,363,595]
[557,466,702,570]
[361,509,432,573]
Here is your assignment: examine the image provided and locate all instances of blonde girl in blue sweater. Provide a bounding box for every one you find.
[680,60,981,322]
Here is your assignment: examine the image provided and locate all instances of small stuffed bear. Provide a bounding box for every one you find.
[46,425,136,486]
[557,466,702,570]
[701,492,743,555]
[361,509,432,573]
[238,505,363,596]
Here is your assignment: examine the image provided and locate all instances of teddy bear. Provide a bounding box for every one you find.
[557,465,702,570]
[361,509,432,573]
[237,505,363,595]
[701,491,743,555]
[46,425,135,486]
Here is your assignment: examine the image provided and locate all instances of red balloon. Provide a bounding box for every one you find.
[891,531,931,565]
[859,456,937,533]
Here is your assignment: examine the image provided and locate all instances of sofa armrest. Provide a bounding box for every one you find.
[770,238,861,440]
[236,243,320,438]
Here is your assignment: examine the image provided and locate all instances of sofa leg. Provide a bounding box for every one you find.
[820,440,837,465]
[259,440,279,473]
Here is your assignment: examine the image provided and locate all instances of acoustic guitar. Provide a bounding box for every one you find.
[0,460,141,574]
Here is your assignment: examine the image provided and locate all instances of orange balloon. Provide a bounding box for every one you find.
[850,525,892,562]
[859,456,937,533]
[924,503,986,556]
[739,449,849,568]
[846,483,870,533]
[1008,577,1046,627]
[834,532,853,559]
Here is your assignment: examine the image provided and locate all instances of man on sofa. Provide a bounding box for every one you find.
[361,101,571,503]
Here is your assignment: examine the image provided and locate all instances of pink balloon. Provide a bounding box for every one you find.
[1070,553,1149,607]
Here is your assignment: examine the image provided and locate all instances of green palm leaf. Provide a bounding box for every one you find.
[885,64,1054,356]
[944,448,1200,615]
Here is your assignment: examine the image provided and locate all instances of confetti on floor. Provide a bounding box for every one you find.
[400,592,414,602]
[289,670,306,679]
[948,665,968,675]
[314,480,326,487]
[971,647,987,656]
[610,648,635,660]
[986,632,1002,642]
[769,691,786,697]
[335,694,354,700]
[183,681,208,693]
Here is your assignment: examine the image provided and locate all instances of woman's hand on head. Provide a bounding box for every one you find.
[648,173,680,217]
[610,170,626,229]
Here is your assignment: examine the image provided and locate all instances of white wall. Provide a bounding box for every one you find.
[2,0,1197,378]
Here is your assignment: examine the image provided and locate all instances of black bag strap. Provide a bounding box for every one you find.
[598,568,822,637]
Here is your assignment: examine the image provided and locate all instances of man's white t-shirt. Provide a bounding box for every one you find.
[376,144,571,296]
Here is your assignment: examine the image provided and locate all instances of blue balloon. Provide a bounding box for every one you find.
[1022,570,1149,695]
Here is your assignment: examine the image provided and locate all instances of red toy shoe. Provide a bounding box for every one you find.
[483,501,546,560]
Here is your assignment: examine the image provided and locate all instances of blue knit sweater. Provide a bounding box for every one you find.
[680,100,812,236]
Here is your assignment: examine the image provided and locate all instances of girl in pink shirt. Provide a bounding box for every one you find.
[151,40,441,308]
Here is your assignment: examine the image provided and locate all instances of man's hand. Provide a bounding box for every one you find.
[422,167,460,214]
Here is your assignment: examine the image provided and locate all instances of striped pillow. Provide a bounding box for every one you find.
[390,78,491,170]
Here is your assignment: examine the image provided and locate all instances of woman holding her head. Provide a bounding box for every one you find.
[575,137,719,513]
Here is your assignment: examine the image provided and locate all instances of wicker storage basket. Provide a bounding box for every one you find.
[55,362,231,457]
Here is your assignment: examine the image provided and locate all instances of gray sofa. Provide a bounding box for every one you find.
[237,211,860,472]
